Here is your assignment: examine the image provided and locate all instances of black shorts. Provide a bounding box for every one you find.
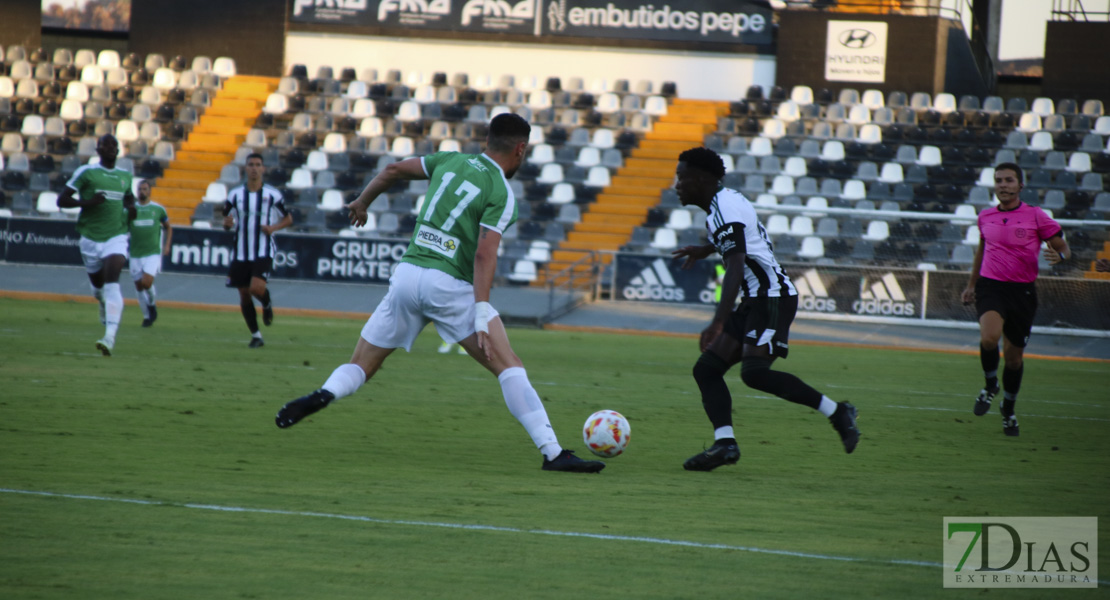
[723,294,798,359]
[975,277,1037,347]
[226,258,273,288]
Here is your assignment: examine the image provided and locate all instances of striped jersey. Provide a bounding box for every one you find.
[402,152,517,283]
[222,184,289,261]
[703,187,796,298]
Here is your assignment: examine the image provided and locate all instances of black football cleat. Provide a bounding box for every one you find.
[829,402,860,454]
[148,305,158,325]
[248,337,264,348]
[263,305,273,327]
[542,450,605,473]
[276,389,335,429]
[973,386,998,416]
[683,441,741,471]
[141,318,153,328]
[1002,414,1020,437]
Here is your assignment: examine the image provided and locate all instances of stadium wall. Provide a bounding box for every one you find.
[775,10,984,100]
[1042,21,1110,106]
[283,33,775,102]
[0,0,42,50]
[129,0,286,77]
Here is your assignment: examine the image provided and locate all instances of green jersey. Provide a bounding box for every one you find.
[128,202,169,258]
[402,152,517,283]
[67,164,133,242]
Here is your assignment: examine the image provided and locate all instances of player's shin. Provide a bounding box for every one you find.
[740,357,822,409]
[103,282,123,339]
[321,363,366,399]
[693,351,733,430]
[498,367,561,459]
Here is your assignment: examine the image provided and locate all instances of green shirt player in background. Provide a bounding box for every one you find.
[128,180,172,327]
[57,133,135,356]
[274,113,604,473]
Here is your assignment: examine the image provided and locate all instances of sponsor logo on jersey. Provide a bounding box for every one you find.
[622,258,684,302]
[461,0,534,26]
[793,268,837,313]
[853,272,915,316]
[467,157,489,173]
[378,0,450,22]
[132,219,156,227]
[413,224,460,259]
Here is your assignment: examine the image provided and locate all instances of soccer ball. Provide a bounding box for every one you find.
[582,410,631,458]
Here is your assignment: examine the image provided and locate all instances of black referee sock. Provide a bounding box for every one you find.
[1001,364,1023,416]
[692,351,734,430]
[740,357,822,410]
[240,298,259,334]
[980,344,1000,391]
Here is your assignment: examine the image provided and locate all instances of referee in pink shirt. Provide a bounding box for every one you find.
[960,162,1071,436]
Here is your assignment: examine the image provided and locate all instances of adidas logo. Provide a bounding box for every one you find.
[853,272,916,316]
[622,258,686,302]
[793,269,837,313]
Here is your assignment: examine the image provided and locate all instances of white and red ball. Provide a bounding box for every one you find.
[582,410,631,458]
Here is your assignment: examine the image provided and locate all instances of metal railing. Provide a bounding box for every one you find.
[1051,0,1110,21]
[542,250,601,322]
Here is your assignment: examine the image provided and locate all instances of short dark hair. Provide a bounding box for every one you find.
[994,162,1024,185]
[246,152,264,164]
[487,113,531,153]
[678,147,726,180]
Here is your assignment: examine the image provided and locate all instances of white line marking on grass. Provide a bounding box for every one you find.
[7,488,1110,586]
[0,488,935,569]
[885,405,1110,422]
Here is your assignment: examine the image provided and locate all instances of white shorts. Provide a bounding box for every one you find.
[360,262,500,352]
[130,255,162,280]
[79,234,129,274]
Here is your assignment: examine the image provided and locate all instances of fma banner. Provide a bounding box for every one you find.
[289,0,774,44]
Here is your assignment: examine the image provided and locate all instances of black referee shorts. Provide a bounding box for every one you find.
[724,294,798,359]
[226,258,273,288]
[975,277,1037,347]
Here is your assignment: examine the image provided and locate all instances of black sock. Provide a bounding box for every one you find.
[692,352,733,430]
[1001,364,1023,416]
[740,357,822,409]
[980,344,1000,390]
[259,289,272,309]
[241,298,259,333]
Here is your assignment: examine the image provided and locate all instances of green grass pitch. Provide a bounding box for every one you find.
[1,297,1107,599]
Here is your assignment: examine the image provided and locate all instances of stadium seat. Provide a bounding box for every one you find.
[862,220,890,241]
[202,182,227,203]
[797,236,824,259]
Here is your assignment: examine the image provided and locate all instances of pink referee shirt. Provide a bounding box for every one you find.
[977,202,1062,283]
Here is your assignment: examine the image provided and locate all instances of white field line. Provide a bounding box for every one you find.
[885,405,1110,422]
[0,488,936,568]
[7,488,1108,586]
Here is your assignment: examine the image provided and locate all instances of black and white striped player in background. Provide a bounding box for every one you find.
[222,153,293,348]
[670,147,860,471]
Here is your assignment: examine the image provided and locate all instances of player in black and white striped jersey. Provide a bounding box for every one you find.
[222,153,293,348]
[670,147,859,470]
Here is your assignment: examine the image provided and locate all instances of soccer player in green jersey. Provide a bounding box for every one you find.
[57,134,135,356]
[275,113,604,473]
[128,180,172,327]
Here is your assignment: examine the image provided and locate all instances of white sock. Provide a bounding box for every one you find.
[146,285,156,308]
[818,396,838,417]
[714,426,735,441]
[321,363,366,400]
[498,366,561,459]
[137,288,150,319]
[90,283,103,303]
[252,331,262,339]
[103,282,123,340]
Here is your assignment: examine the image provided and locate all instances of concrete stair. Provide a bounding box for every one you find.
[150,75,278,224]
[536,99,728,286]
